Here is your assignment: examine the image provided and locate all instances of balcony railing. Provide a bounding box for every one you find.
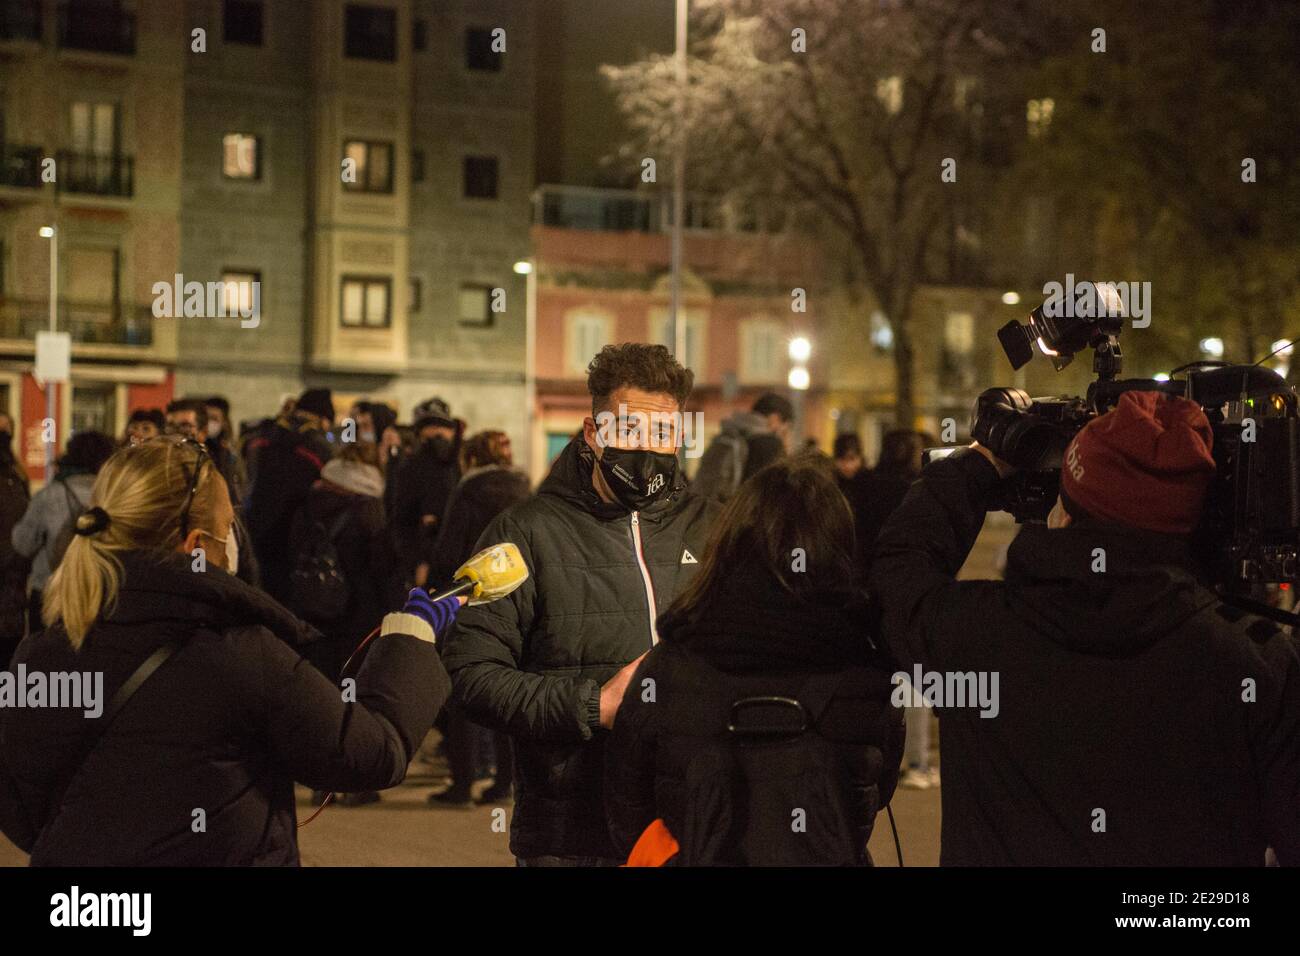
[533,184,792,235]
[55,150,133,197]
[0,0,41,41]
[0,144,42,188]
[57,1,135,55]
[0,298,153,347]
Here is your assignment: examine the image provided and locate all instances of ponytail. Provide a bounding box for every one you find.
[42,534,123,650]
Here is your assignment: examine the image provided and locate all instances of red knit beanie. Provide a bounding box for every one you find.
[1060,391,1216,534]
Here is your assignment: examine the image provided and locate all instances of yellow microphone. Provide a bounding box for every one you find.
[426,543,528,606]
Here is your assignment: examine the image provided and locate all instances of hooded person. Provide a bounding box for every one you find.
[690,392,792,502]
[870,390,1300,865]
[440,343,719,865]
[243,388,335,603]
[390,397,463,585]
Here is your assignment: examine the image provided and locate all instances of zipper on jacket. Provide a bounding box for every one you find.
[630,511,659,647]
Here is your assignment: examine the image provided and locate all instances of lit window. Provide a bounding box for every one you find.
[341,276,391,328]
[343,140,393,193]
[222,133,260,180]
[220,270,260,314]
[876,75,903,115]
[1027,98,1054,139]
[739,320,783,384]
[567,311,612,375]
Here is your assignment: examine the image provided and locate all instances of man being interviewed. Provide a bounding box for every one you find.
[440,344,718,866]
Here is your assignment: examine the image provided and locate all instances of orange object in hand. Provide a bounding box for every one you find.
[623,818,679,867]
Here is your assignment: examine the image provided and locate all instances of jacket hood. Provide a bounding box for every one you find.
[100,550,321,647]
[719,410,768,438]
[658,564,883,673]
[1003,523,1216,655]
[321,458,384,498]
[538,436,688,522]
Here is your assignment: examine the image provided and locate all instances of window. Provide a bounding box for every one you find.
[652,310,705,373]
[220,271,261,315]
[409,278,422,313]
[411,149,425,183]
[222,133,261,180]
[876,75,903,115]
[344,4,397,61]
[342,140,393,193]
[65,247,119,306]
[738,320,783,384]
[567,310,612,375]
[70,102,118,156]
[223,0,264,46]
[340,276,391,328]
[458,284,494,328]
[1027,98,1054,139]
[72,385,116,438]
[413,18,427,51]
[463,156,498,199]
[465,27,503,71]
[944,312,975,355]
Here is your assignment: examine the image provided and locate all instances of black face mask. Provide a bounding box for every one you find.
[427,436,455,463]
[597,446,679,512]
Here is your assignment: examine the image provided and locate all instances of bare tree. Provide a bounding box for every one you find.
[606,0,1042,425]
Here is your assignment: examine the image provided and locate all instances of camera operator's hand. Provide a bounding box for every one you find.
[970,442,1017,479]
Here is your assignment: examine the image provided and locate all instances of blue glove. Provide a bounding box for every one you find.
[402,588,461,638]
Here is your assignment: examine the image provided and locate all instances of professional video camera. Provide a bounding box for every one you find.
[970,283,1300,607]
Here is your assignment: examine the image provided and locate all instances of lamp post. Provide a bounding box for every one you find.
[40,225,57,478]
[788,336,811,446]
[514,258,537,481]
[668,0,688,362]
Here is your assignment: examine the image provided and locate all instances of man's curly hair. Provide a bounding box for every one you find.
[586,343,694,414]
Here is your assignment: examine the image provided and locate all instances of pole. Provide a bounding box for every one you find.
[524,261,537,483]
[45,226,57,479]
[669,0,687,363]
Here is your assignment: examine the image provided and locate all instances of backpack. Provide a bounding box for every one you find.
[288,509,353,623]
[691,431,749,502]
[47,481,88,574]
[674,672,864,866]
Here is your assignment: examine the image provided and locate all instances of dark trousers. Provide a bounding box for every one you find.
[444,701,514,795]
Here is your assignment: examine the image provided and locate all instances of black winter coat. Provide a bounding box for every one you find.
[440,437,718,859]
[604,568,904,864]
[245,416,333,602]
[0,550,448,866]
[391,441,461,576]
[870,449,1300,866]
[428,465,532,587]
[287,483,399,680]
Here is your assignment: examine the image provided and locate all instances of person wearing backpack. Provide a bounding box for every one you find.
[689,392,792,503]
[10,430,115,633]
[604,454,904,866]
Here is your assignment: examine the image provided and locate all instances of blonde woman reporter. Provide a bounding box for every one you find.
[0,436,456,866]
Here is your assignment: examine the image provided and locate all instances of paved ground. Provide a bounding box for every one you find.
[0,513,1012,868]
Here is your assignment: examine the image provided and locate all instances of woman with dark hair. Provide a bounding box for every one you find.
[11,430,116,629]
[604,455,904,866]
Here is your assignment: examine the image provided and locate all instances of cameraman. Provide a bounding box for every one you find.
[870,391,1300,865]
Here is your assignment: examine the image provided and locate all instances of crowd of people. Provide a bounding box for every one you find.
[0,340,1296,867]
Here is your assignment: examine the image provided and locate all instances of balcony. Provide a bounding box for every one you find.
[0,0,41,42]
[533,184,791,234]
[0,298,153,347]
[55,150,133,197]
[57,1,135,55]
[0,144,42,189]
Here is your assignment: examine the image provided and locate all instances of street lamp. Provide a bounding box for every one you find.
[1001,291,1021,305]
[1199,336,1225,359]
[788,335,811,364]
[41,225,58,477]
[788,337,811,445]
[788,366,810,391]
[514,258,538,481]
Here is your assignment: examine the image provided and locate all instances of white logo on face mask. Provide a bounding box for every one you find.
[648,474,665,495]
